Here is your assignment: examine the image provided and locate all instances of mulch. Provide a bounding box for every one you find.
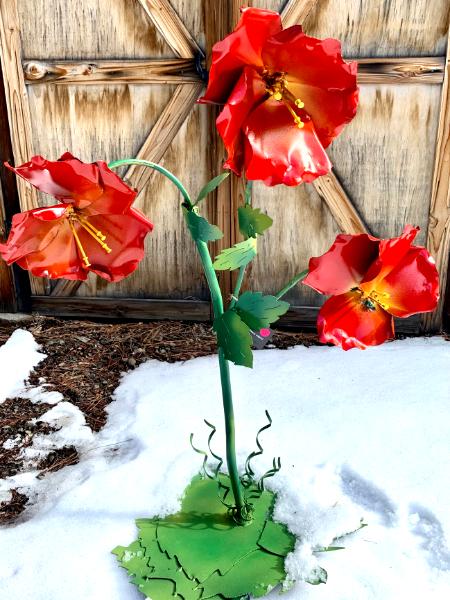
[0,316,317,524]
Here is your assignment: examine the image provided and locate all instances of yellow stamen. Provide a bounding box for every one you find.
[285,103,305,129]
[266,79,305,129]
[76,216,112,253]
[68,220,91,268]
[355,288,390,311]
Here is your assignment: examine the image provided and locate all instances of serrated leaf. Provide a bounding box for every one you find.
[183,208,223,242]
[238,205,273,238]
[213,311,253,368]
[213,238,257,271]
[196,172,230,204]
[235,291,289,330]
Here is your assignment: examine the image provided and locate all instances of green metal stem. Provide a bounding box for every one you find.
[109,157,247,522]
[229,266,246,309]
[108,159,192,208]
[195,241,246,521]
[275,269,309,300]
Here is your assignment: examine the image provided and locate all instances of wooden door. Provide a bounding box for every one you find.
[0,0,449,331]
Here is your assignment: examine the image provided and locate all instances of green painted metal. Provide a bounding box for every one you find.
[213,311,253,368]
[213,238,257,271]
[183,207,223,242]
[195,172,230,205]
[238,204,273,238]
[235,291,290,330]
[113,475,299,600]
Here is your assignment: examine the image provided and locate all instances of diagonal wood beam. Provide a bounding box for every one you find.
[423,28,450,331]
[51,82,203,297]
[0,0,46,295]
[313,171,368,234]
[124,82,203,189]
[281,0,318,28]
[137,0,202,59]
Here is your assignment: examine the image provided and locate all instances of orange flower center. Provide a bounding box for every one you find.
[262,70,305,129]
[66,205,111,268]
[352,287,391,312]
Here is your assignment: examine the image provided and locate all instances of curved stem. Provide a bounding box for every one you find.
[109,158,247,522]
[108,159,192,208]
[275,269,309,300]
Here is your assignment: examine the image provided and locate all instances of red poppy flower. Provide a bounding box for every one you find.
[199,7,358,186]
[303,226,439,350]
[0,153,153,282]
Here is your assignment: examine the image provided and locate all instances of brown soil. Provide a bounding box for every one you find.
[0,316,317,523]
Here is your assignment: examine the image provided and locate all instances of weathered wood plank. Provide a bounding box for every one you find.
[124,82,203,189]
[313,171,368,234]
[0,0,46,295]
[33,295,211,320]
[23,58,199,85]
[137,0,201,59]
[423,29,450,331]
[357,57,445,85]
[302,0,449,58]
[50,82,202,298]
[281,0,318,28]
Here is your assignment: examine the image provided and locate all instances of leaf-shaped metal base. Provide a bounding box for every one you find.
[113,474,298,600]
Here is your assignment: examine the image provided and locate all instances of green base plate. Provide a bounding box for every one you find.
[113,474,297,599]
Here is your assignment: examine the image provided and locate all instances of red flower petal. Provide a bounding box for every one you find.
[303,233,380,296]
[318,291,395,350]
[6,153,136,214]
[370,247,439,318]
[0,205,69,265]
[262,28,358,148]
[216,67,267,175]
[199,7,281,105]
[14,219,85,280]
[77,209,154,282]
[243,96,331,186]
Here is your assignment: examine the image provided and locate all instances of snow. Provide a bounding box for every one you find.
[0,331,449,600]
[0,329,45,403]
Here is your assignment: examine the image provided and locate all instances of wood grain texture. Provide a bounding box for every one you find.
[32,295,210,320]
[23,59,199,85]
[17,0,170,60]
[301,0,450,58]
[247,182,342,307]
[327,84,442,245]
[313,171,368,234]
[281,0,318,28]
[124,83,203,190]
[357,57,445,85]
[0,0,46,295]
[137,0,201,58]
[424,29,450,331]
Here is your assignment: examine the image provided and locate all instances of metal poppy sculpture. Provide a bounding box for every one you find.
[0,7,440,600]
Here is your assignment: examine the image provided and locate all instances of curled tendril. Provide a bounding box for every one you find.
[242,410,273,485]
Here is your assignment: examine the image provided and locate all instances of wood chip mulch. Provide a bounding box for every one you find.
[0,316,317,523]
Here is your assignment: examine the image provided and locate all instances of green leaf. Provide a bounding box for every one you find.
[238,205,273,238]
[213,238,257,271]
[196,172,230,204]
[213,311,253,368]
[183,208,223,243]
[235,291,289,330]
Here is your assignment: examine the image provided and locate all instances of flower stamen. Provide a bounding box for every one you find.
[265,75,305,129]
[66,205,112,268]
[68,219,91,268]
[353,287,390,311]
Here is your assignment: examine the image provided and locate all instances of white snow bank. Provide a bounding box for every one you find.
[0,329,45,403]
[0,334,449,600]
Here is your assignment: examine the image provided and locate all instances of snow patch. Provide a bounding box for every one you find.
[0,329,45,403]
[0,332,448,600]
